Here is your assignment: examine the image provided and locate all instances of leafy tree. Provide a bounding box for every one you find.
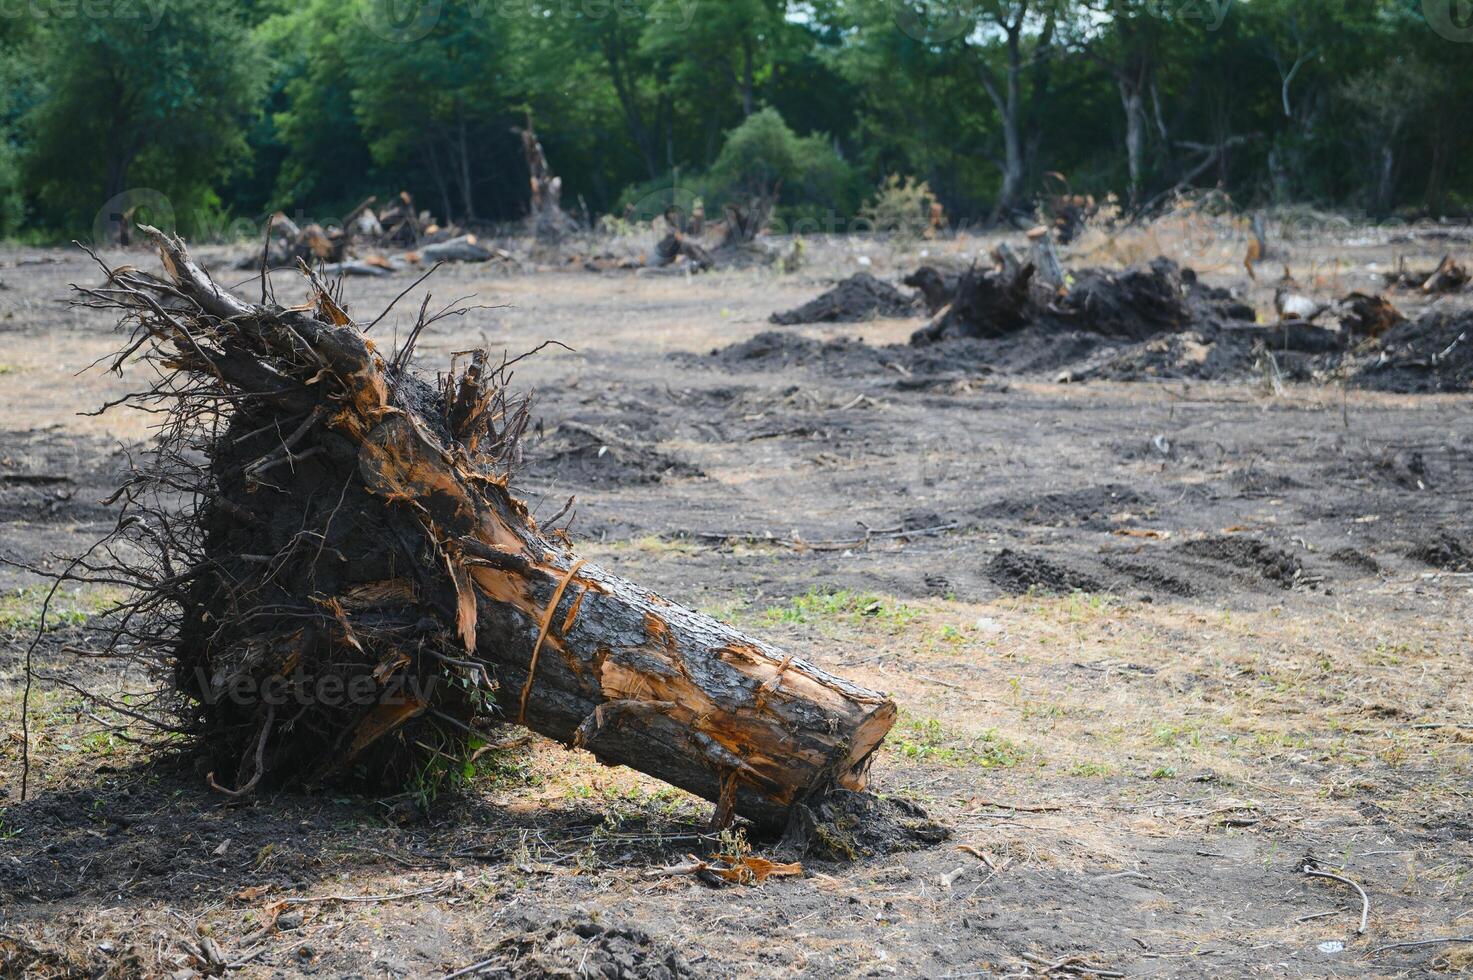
[8,0,1473,237]
[22,0,264,237]
[0,16,38,235]
[342,0,515,224]
[704,107,857,223]
[251,2,378,219]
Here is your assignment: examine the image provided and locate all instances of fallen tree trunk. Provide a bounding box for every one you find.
[415,234,498,264]
[654,231,713,271]
[77,231,895,831]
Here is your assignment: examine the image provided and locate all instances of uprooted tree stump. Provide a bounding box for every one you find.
[71,230,895,831]
[910,253,1193,346]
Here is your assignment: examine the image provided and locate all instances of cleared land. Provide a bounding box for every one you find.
[1,227,1470,978]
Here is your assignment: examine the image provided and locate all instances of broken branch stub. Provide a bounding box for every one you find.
[86,230,895,831]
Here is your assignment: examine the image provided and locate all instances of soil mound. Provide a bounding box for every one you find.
[978,484,1151,529]
[986,549,1103,594]
[1352,309,1473,393]
[1175,535,1303,587]
[1406,530,1473,571]
[717,256,1473,392]
[1065,257,1191,339]
[476,913,701,978]
[1101,557,1200,597]
[1329,547,1381,574]
[902,265,961,313]
[706,330,891,374]
[769,272,919,324]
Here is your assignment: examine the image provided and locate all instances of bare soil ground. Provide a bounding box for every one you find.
[1,226,1471,978]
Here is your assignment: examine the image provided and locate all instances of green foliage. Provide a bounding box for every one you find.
[4,0,1473,238]
[892,716,1027,769]
[704,108,857,222]
[21,0,265,237]
[0,127,23,238]
[860,174,939,239]
[0,16,37,236]
[761,587,919,634]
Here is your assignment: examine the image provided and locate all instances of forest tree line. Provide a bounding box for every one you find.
[0,0,1469,240]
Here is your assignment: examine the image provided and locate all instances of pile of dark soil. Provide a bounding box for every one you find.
[528,422,703,487]
[1329,547,1382,574]
[471,914,700,978]
[769,272,919,324]
[1101,556,1200,597]
[976,484,1151,530]
[700,325,1243,383]
[785,790,950,861]
[1066,257,1193,339]
[986,549,1103,594]
[729,256,1301,383]
[902,265,961,313]
[1175,535,1303,588]
[1406,530,1472,571]
[734,255,1473,392]
[1352,309,1473,393]
[913,256,1241,347]
[705,331,892,373]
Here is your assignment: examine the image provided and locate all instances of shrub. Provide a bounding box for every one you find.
[705,108,857,226]
[859,174,939,240]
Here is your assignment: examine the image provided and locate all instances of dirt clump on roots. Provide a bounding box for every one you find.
[727,252,1473,392]
[728,254,1321,385]
[784,789,951,861]
[768,272,920,325]
[902,265,961,314]
[912,255,1223,345]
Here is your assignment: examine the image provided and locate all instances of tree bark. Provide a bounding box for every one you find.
[979,14,1029,221]
[1119,74,1146,206]
[603,29,660,180]
[456,110,476,224]
[740,36,755,117]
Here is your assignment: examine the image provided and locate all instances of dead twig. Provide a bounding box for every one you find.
[281,880,454,906]
[1366,935,1473,956]
[1301,861,1369,935]
[682,521,960,552]
[1020,951,1124,978]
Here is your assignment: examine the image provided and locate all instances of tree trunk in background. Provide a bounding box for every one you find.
[456,113,476,224]
[1372,142,1395,218]
[980,21,1031,221]
[1120,77,1146,206]
[604,32,661,181]
[741,37,755,117]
